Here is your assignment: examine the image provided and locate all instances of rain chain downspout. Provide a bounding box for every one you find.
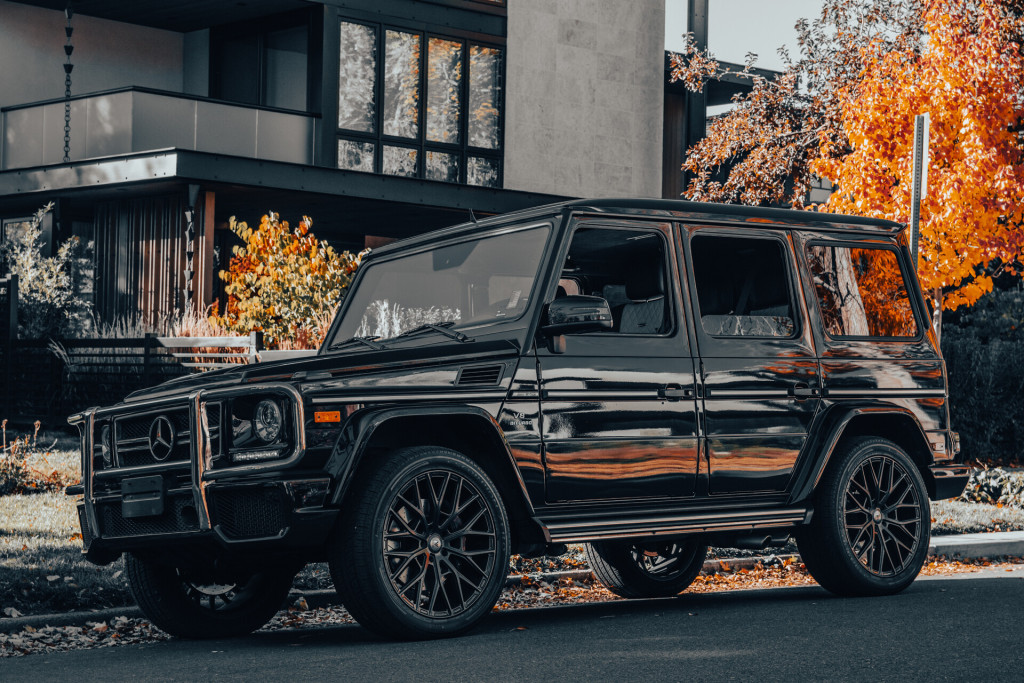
[63,3,74,163]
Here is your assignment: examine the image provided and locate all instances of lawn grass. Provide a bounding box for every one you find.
[0,492,131,617]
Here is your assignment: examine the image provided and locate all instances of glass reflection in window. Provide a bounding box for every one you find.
[383,146,418,177]
[427,38,462,144]
[469,46,501,149]
[338,22,376,132]
[338,139,375,172]
[467,157,499,187]
[383,31,420,139]
[426,151,459,182]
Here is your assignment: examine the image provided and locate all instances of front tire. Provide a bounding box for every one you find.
[796,436,930,596]
[329,446,511,639]
[586,539,707,599]
[125,554,295,638]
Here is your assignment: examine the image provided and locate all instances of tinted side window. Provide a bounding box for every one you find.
[558,227,672,335]
[691,234,796,338]
[806,245,919,339]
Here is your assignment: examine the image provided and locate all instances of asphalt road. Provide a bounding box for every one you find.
[5,570,1023,682]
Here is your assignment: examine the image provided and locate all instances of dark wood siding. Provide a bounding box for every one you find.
[94,195,187,324]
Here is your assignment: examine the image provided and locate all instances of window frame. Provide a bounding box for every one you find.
[209,9,318,114]
[550,221,680,339]
[688,230,803,341]
[803,240,924,343]
[335,17,505,186]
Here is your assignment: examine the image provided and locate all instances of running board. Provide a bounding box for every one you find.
[540,508,811,544]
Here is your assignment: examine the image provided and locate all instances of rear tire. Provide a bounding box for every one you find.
[796,436,930,596]
[586,538,707,599]
[329,446,511,639]
[125,554,295,638]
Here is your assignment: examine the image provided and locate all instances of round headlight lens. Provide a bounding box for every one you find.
[100,425,112,467]
[253,400,283,443]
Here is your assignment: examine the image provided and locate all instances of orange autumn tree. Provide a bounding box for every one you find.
[814,0,1024,310]
[212,212,365,348]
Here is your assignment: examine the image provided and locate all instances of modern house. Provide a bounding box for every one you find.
[0,0,743,325]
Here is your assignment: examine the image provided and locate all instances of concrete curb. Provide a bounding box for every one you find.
[4,531,1024,634]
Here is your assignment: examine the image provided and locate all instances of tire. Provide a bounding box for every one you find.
[329,446,512,639]
[125,554,295,638]
[586,538,707,599]
[796,436,930,596]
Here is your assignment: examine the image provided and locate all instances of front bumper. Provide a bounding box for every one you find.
[75,478,338,564]
[69,383,334,564]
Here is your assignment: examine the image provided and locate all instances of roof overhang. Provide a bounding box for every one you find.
[6,0,315,32]
[0,149,569,241]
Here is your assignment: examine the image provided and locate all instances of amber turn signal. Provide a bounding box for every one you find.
[315,411,341,423]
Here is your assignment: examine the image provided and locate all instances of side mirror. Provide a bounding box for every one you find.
[542,295,613,335]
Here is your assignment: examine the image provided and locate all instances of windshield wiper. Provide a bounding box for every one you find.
[328,336,388,352]
[391,321,474,344]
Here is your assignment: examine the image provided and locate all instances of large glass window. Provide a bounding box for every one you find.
[212,13,311,111]
[691,234,797,338]
[337,20,504,187]
[330,225,549,344]
[806,244,919,339]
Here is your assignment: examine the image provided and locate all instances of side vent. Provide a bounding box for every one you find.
[456,364,504,386]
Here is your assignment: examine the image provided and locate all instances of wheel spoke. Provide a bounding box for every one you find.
[395,493,428,529]
[389,547,427,582]
[445,507,488,542]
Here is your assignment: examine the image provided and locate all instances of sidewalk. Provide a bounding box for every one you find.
[3,530,1023,634]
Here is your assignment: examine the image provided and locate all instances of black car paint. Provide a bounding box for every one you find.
[70,198,969,565]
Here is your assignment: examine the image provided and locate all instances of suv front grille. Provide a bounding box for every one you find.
[108,405,221,469]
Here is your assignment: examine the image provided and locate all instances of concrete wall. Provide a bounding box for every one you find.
[503,0,664,198]
[0,1,184,110]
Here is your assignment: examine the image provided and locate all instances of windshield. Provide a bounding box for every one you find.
[329,224,552,345]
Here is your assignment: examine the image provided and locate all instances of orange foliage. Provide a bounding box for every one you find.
[211,212,365,348]
[814,0,1024,309]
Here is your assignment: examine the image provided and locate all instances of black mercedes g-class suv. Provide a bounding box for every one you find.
[69,199,968,639]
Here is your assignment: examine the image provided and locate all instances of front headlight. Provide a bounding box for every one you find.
[253,399,283,443]
[100,425,112,467]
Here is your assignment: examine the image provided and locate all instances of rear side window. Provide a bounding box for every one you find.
[806,245,919,339]
[691,234,797,338]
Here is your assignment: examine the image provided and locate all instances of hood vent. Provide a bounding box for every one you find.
[456,364,504,386]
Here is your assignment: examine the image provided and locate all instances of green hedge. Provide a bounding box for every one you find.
[942,328,1024,464]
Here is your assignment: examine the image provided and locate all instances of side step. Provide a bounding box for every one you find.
[540,507,811,544]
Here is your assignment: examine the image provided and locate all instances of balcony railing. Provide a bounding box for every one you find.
[1,87,318,170]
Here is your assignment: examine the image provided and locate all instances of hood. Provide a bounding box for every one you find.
[123,338,521,403]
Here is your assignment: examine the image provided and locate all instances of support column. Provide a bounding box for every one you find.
[682,0,708,193]
[194,191,216,312]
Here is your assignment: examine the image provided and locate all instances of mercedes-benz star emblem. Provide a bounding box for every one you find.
[148,415,176,461]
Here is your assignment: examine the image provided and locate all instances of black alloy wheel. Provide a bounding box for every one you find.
[843,453,924,577]
[330,446,511,639]
[382,469,500,618]
[796,436,930,596]
[125,554,296,638]
[587,538,708,599]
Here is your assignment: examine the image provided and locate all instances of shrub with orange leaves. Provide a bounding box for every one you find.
[813,0,1024,310]
[211,212,365,348]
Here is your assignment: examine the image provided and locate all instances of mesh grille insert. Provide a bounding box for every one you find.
[212,488,286,540]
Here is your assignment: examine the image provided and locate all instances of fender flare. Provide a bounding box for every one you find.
[324,403,535,516]
[788,402,931,504]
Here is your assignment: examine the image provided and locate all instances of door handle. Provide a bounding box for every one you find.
[789,383,819,400]
[659,385,695,401]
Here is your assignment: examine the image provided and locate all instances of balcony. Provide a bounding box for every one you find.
[1,88,318,171]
